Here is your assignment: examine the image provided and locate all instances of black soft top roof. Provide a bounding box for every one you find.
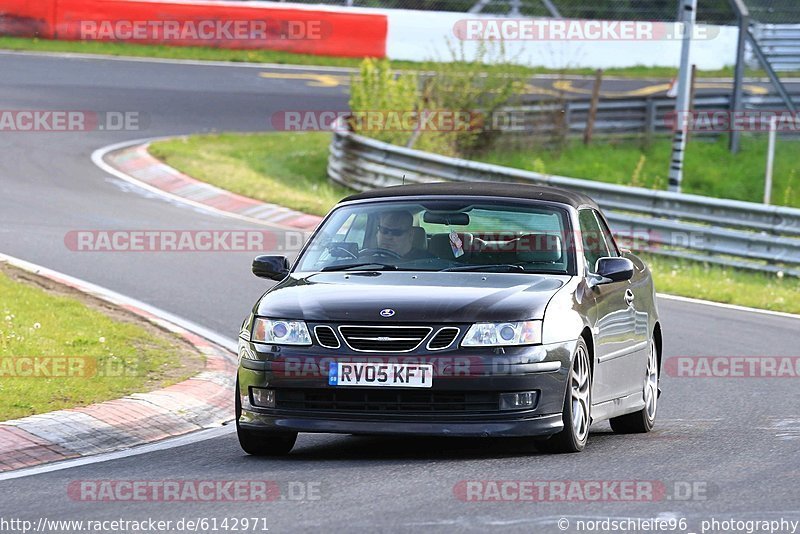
[341,182,598,210]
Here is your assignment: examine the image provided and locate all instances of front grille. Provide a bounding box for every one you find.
[427,327,460,350]
[314,325,340,349]
[275,389,500,413]
[339,325,432,352]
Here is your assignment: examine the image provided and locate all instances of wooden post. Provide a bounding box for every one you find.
[583,68,603,145]
[645,98,657,143]
[563,101,572,139]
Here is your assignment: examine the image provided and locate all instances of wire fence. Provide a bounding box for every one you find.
[746,0,800,24]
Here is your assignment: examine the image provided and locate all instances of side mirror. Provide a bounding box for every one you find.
[594,257,634,284]
[252,255,290,281]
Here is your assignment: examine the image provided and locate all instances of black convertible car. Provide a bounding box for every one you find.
[236,182,662,454]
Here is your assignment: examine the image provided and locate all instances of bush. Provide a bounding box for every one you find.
[349,58,419,148]
[348,42,527,158]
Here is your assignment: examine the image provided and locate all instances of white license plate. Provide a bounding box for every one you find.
[328,362,433,388]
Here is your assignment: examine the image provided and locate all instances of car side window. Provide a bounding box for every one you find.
[593,210,619,257]
[578,209,610,273]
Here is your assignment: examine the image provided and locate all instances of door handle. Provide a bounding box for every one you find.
[624,289,635,306]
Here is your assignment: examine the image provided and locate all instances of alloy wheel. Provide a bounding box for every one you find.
[571,345,591,442]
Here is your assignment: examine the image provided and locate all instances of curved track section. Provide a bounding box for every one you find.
[0,52,798,531]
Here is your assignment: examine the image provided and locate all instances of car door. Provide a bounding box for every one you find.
[595,210,651,352]
[579,208,640,404]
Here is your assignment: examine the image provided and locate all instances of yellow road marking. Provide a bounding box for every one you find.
[550,79,769,97]
[522,83,566,97]
[695,82,769,95]
[258,71,771,98]
[258,72,349,87]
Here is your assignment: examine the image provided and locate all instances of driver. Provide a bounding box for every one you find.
[376,210,431,259]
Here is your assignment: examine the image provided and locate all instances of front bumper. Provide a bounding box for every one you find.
[236,338,577,438]
[239,412,564,437]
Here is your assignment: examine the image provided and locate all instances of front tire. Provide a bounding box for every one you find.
[237,427,297,456]
[610,338,659,434]
[538,337,591,453]
[235,379,297,456]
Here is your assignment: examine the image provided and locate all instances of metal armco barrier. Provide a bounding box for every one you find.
[752,24,800,72]
[328,123,800,276]
[499,92,800,137]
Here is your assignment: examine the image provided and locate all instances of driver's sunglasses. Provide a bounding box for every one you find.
[377,225,409,237]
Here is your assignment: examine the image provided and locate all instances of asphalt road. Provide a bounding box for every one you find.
[0,52,798,532]
[253,63,800,100]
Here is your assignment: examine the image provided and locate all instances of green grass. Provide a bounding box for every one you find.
[2,36,789,79]
[0,267,201,420]
[478,136,800,208]
[0,36,367,68]
[643,253,800,314]
[149,131,800,314]
[149,132,350,216]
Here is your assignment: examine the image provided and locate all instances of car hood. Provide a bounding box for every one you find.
[255,271,570,322]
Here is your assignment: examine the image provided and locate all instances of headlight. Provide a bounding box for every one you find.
[461,320,542,347]
[251,318,312,345]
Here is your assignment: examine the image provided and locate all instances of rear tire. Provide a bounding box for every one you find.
[610,338,658,434]
[235,379,297,456]
[537,337,591,453]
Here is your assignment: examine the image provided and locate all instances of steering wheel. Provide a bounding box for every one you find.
[326,243,358,259]
[358,247,403,260]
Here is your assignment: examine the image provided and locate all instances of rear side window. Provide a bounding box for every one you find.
[578,209,610,272]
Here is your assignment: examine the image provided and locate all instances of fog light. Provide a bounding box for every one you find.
[499,391,537,411]
[251,387,276,408]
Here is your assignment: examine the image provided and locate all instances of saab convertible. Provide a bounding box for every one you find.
[236,183,662,454]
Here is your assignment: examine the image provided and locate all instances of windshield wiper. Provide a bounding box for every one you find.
[439,264,526,273]
[321,262,399,272]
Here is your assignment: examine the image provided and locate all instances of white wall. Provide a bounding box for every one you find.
[385,9,739,70]
[133,1,739,69]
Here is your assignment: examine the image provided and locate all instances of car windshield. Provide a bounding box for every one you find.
[295,199,575,274]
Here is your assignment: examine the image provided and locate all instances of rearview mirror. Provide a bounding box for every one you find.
[423,211,470,225]
[594,257,634,283]
[252,255,290,281]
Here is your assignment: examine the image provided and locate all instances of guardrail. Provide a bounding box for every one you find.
[752,24,800,72]
[501,92,800,137]
[328,122,800,276]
